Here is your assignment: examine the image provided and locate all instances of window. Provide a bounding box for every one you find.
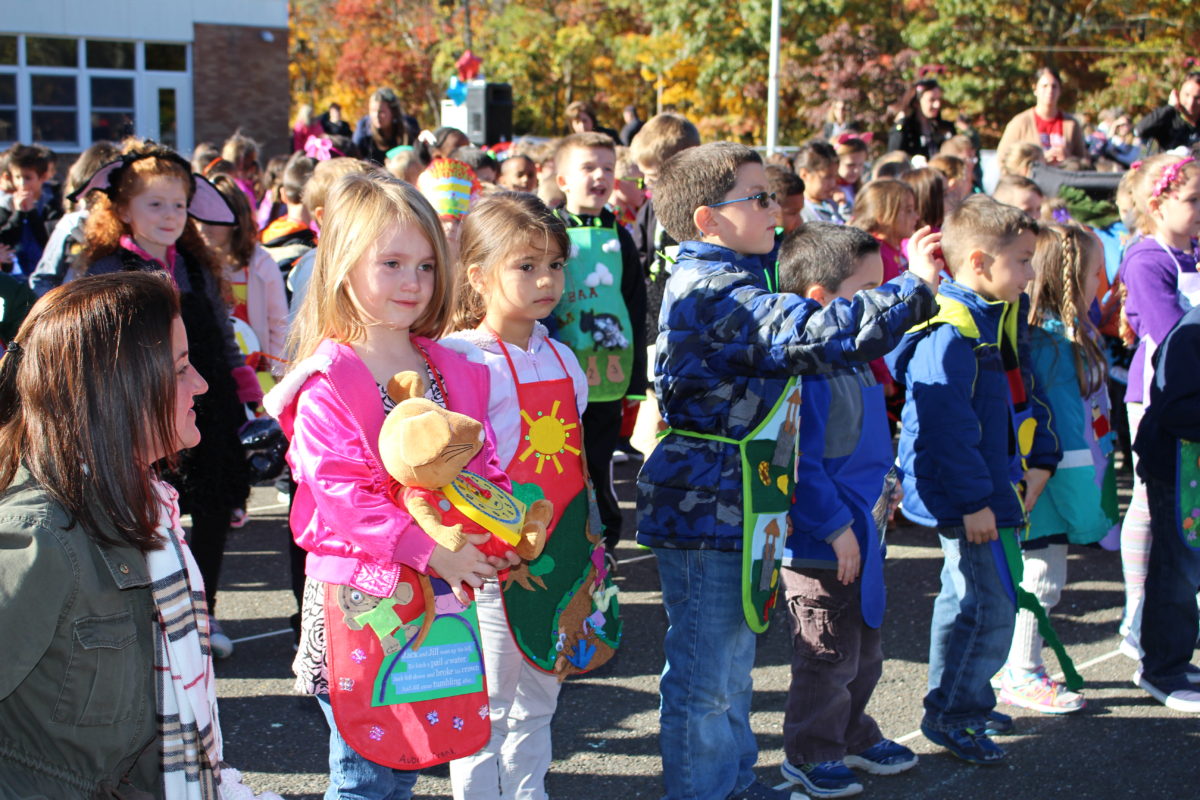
[91,77,134,142]
[145,43,187,72]
[31,74,77,143]
[0,74,15,142]
[0,35,190,149]
[26,37,77,68]
[87,40,135,70]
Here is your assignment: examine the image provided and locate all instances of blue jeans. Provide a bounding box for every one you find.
[924,529,1015,732]
[1142,476,1200,692]
[655,547,758,800]
[316,694,420,800]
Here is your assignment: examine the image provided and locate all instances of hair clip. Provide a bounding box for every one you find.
[304,136,343,162]
[1151,156,1195,200]
[4,340,20,356]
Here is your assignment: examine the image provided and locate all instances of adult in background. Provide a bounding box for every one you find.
[0,273,210,797]
[996,66,1088,169]
[1136,72,1200,153]
[620,105,644,146]
[352,88,419,165]
[565,100,621,142]
[319,102,352,138]
[887,79,955,160]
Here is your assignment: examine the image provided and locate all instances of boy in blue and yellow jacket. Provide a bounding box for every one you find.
[886,195,1060,766]
[636,143,940,800]
[776,223,929,797]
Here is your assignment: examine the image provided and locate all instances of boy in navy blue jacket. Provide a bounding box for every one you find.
[886,195,1060,765]
[1132,303,1200,713]
[637,143,940,800]
[777,223,926,797]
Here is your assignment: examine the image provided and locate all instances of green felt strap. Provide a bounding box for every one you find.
[999,528,1084,691]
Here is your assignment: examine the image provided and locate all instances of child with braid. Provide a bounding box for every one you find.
[995,223,1117,714]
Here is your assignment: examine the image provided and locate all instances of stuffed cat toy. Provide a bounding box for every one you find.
[379,371,552,563]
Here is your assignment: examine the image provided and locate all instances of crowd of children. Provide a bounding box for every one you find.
[2,87,1199,800]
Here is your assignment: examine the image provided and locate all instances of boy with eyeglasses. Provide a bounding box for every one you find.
[637,142,940,800]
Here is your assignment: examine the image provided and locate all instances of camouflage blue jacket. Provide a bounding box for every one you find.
[635,240,937,550]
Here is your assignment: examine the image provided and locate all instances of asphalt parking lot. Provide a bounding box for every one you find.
[212,460,1199,800]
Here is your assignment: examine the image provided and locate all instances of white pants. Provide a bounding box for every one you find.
[450,581,561,799]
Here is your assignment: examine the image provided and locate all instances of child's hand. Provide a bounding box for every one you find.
[1022,468,1052,512]
[830,528,861,585]
[13,188,36,213]
[906,226,944,289]
[887,483,904,521]
[963,506,998,544]
[428,535,498,605]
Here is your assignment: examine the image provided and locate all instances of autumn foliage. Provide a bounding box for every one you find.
[289,0,1200,146]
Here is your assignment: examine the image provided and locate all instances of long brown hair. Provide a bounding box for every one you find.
[1028,223,1107,396]
[452,191,570,331]
[207,173,258,268]
[81,141,227,292]
[0,272,182,552]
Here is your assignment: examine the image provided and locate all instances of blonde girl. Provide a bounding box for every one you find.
[1115,153,1200,658]
[997,223,1114,714]
[265,172,514,799]
[445,192,617,800]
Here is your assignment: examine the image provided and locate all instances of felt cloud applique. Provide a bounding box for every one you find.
[584,263,615,288]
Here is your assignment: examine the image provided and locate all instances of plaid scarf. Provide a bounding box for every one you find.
[148,480,221,800]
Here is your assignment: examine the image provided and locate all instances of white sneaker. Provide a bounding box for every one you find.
[210,618,234,659]
[1134,670,1200,713]
[1118,634,1143,661]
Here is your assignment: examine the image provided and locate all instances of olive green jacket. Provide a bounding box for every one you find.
[0,470,161,799]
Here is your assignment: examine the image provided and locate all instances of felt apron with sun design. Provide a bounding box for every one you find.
[491,333,621,676]
[668,379,802,633]
[1177,441,1200,549]
[553,216,635,402]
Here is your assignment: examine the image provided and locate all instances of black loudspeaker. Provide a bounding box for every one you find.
[466,82,513,146]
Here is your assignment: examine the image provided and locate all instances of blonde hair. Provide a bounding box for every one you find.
[302,156,371,213]
[288,171,454,362]
[850,179,916,238]
[1028,223,1107,395]
[1130,153,1200,236]
[1001,142,1044,177]
[452,192,569,331]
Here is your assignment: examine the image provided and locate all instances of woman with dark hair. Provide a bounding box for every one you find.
[0,273,209,797]
[887,79,955,159]
[352,87,420,164]
[997,66,1089,168]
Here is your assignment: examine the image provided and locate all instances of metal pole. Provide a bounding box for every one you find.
[464,0,472,51]
[766,0,781,155]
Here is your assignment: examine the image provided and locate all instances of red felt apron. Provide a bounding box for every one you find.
[491,332,621,676]
[325,348,490,768]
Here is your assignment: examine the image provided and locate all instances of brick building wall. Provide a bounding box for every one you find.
[192,22,289,159]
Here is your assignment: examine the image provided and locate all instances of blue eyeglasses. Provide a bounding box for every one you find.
[709,191,777,210]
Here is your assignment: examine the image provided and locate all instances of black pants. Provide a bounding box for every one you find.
[583,399,623,552]
[188,506,232,615]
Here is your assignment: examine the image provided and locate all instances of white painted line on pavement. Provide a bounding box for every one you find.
[230,627,294,645]
[889,644,1123,746]
[618,553,656,566]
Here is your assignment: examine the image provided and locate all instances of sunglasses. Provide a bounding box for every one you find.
[620,176,646,189]
[709,191,777,210]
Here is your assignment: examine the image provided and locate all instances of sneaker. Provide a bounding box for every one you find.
[1185,664,1200,685]
[844,739,918,775]
[230,508,249,529]
[998,666,1086,714]
[1119,634,1143,661]
[984,709,1014,736]
[920,723,1006,765]
[780,760,863,798]
[210,618,234,659]
[611,450,629,464]
[1134,670,1200,712]
[728,780,809,800]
